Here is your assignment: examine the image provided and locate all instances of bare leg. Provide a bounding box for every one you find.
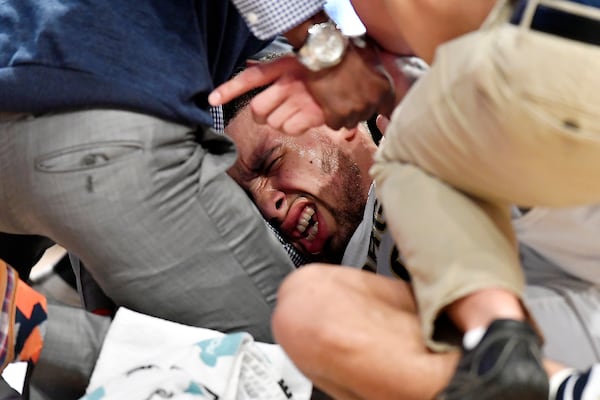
[447,288,525,332]
[272,264,459,400]
[272,264,591,400]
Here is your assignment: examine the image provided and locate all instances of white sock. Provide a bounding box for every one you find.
[552,364,600,400]
[549,368,576,400]
[463,326,487,350]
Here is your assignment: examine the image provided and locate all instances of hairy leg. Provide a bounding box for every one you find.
[272,264,459,400]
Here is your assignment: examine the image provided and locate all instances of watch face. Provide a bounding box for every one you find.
[310,26,346,64]
[300,22,348,70]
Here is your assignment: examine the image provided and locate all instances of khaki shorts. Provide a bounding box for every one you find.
[372,1,600,350]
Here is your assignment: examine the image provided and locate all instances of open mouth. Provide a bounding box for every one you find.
[296,205,319,241]
[280,198,329,256]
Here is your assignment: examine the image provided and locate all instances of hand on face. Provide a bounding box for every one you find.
[209,42,396,135]
[225,110,371,262]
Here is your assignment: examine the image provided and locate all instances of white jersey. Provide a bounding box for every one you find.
[340,191,600,368]
[342,187,600,284]
[341,186,409,280]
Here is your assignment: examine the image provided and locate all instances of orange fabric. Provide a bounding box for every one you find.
[15,278,47,319]
[0,260,47,367]
[18,327,44,363]
[14,279,47,364]
[0,261,8,300]
[0,261,16,370]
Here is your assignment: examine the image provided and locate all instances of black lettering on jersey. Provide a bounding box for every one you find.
[390,245,411,282]
[278,379,293,398]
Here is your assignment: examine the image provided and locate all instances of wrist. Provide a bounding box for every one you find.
[284,11,329,49]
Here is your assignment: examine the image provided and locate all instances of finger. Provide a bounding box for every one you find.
[376,114,390,133]
[250,76,302,124]
[208,56,300,106]
[281,103,325,135]
[265,95,305,131]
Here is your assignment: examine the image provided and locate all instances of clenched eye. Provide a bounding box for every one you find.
[263,155,283,175]
[252,144,283,176]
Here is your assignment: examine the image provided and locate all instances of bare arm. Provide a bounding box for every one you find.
[350,0,497,62]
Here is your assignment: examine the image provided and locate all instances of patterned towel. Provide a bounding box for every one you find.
[83,308,312,400]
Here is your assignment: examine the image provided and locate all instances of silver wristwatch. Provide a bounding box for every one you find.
[296,20,348,71]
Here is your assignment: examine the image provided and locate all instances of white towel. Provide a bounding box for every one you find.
[81,308,312,400]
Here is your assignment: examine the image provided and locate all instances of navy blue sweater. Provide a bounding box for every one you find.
[0,0,268,127]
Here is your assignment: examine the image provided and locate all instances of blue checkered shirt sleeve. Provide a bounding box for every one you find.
[231,0,326,40]
[210,106,224,134]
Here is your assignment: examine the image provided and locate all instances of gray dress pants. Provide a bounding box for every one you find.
[0,110,294,397]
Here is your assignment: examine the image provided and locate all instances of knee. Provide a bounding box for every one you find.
[272,263,347,352]
[273,264,333,331]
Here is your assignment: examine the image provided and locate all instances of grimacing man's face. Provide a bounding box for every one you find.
[226,107,376,262]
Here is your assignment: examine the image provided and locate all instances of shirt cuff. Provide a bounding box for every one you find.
[231,0,326,40]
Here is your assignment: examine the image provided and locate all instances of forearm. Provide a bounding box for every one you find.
[282,11,329,48]
[350,0,496,62]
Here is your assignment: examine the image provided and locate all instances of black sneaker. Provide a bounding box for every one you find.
[437,319,549,400]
